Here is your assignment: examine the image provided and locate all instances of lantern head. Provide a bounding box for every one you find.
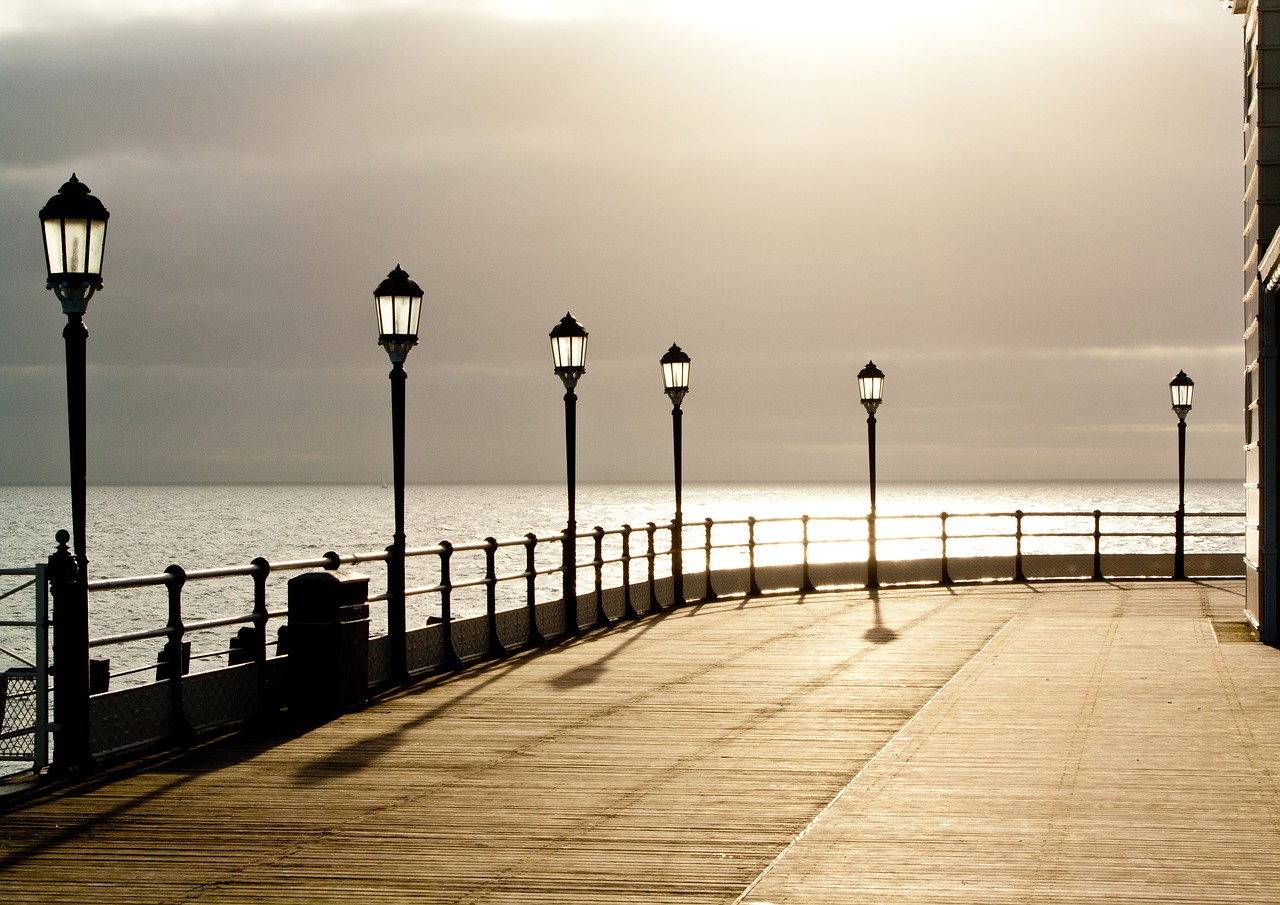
[374,264,424,363]
[858,360,885,415]
[1170,370,1194,421]
[550,312,588,389]
[39,174,109,313]
[660,343,691,406]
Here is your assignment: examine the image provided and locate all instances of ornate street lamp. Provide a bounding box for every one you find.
[1170,370,1194,580]
[550,313,588,635]
[39,173,110,773]
[661,343,691,606]
[858,361,885,590]
[374,264,423,681]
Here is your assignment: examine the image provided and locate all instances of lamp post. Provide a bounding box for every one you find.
[40,173,109,773]
[550,312,588,635]
[1170,370,1194,581]
[858,361,885,590]
[374,264,423,681]
[661,343,690,606]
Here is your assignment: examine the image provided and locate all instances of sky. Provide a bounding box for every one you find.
[0,0,1248,485]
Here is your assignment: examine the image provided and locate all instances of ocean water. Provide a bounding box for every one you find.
[0,480,1244,685]
[0,479,1244,578]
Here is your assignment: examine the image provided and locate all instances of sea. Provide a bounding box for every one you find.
[0,480,1245,685]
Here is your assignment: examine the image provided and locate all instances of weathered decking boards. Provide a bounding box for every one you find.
[2,580,1278,903]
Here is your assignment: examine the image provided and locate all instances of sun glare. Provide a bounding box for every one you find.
[654,0,968,40]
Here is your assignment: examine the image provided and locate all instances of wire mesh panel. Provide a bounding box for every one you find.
[184,664,256,731]
[452,615,489,661]
[495,608,529,649]
[0,669,37,762]
[90,682,170,758]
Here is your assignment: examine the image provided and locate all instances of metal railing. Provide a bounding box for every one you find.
[0,566,49,776]
[19,506,1242,771]
[67,508,1241,688]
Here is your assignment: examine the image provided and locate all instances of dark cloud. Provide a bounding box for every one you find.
[0,3,1246,484]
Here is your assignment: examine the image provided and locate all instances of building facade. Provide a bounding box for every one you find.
[1231,0,1280,643]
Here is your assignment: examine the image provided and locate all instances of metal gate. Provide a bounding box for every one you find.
[0,565,49,776]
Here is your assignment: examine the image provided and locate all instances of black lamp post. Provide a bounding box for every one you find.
[1170,370,1194,580]
[40,173,109,773]
[374,264,423,681]
[661,343,690,606]
[550,313,588,635]
[858,361,885,590]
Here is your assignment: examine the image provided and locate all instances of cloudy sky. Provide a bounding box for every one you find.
[0,0,1246,485]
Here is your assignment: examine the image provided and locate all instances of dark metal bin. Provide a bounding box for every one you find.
[286,570,370,723]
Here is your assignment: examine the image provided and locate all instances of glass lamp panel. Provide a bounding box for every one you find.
[64,219,88,273]
[376,296,395,337]
[42,220,65,276]
[553,334,587,371]
[859,374,883,404]
[663,359,690,391]
[405,295,422,337]
[392,295,412,335]
[86,218,107,274]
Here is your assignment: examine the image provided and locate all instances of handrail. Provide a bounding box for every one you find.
[63,507,1244,699]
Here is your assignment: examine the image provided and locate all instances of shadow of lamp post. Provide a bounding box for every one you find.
[1170,369,1194,581]
[40,174,109,774]
[661,343,690,607]
[374,265,423,682]
[858,361,885,591]
[551,313,588,636]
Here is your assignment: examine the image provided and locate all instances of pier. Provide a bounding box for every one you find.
[3,578,1277,903]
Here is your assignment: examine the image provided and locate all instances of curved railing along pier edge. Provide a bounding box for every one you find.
[5,508,1247,775]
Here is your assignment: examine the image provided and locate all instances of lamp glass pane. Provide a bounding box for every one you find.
[376,296,394,336]
[43,220,64,275]
[859,375,883,403]
[553,334,586,370]
[86,219,107,274]
[1171,382,1193,409]
[663,359,689,390]
[393,296,412,335]
[407,295,422,337]
[62,219,89,274]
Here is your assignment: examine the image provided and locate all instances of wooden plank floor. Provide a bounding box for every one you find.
[2,581,1277,903]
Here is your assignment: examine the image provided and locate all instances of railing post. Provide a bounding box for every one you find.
[524,533,544,647]
[34,562,50,772]
[1092,510,1104,580]
[748,517,763,597]
[646,522,660,613]
[439,541,461,669]
[703,517,717,600]
[250,556,272,717]
[484,537,505,658]
[800,515,817,594]
[47,530,91,775]
[162,564,195,743]
[939,512,953,585]
[1014,510,1027,583]
[593,526,610,628]
[621,525,640,619]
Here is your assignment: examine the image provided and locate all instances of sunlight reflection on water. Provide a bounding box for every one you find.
[0,480,1243,685]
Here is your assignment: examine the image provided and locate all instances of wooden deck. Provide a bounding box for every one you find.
[2,580,1279,903]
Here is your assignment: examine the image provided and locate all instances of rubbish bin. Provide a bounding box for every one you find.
[286,570,370,723]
